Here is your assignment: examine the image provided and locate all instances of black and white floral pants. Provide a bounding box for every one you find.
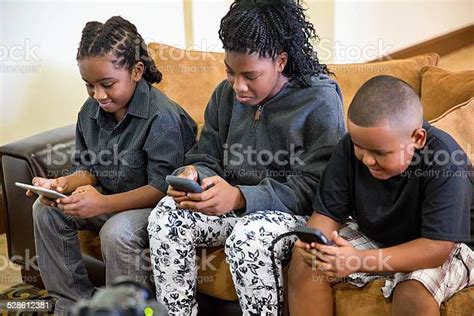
[147,196,306,316]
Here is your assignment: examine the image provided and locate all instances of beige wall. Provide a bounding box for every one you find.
[1,0,473,144]
[332,0,473,63]
[305,0,474,63]
[0,0,186,145]
[307,0,336,64]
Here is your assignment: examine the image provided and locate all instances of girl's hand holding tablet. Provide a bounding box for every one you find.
[26,176,70,207]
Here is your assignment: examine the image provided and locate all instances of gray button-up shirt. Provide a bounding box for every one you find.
[73,79,196,194]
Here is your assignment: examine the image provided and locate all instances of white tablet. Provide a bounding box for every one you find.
[15,182,67,199]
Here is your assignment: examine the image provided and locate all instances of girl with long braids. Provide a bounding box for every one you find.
[30,16,196,314]
[148,1,346,314]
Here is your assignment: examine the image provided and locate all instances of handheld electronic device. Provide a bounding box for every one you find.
[165,175,207,193]
[15,182,67,200]
[293,226,333,245]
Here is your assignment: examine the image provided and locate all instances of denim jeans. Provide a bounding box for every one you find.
[32,198,152,315]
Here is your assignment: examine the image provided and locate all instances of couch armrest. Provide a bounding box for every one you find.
[0,124,75,273]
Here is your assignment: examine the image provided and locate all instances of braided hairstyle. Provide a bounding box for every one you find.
[219,0,328,85]
[76,16,162,84]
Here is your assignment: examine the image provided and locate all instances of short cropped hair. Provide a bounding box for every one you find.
[348,75,423,128]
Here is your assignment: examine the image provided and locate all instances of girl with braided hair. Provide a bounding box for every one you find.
[148,1,345,314]
[30,16,196,314]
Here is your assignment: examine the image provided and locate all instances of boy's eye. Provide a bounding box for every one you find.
[102,82,114,88]
[245,75,258,80]
[226,70,234,76]
[85,83,93,89]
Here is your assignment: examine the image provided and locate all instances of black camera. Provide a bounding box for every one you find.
[73,277,167,316]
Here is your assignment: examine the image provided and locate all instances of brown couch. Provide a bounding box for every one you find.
[1,43,473,315]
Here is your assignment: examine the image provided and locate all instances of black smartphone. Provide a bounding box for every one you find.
[166,175,204,193]
[294,226,333,245]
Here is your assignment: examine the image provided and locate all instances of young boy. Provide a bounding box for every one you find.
[289,75,473,316]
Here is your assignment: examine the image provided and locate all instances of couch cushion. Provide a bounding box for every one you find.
[332,280,391,315]
[196,247,238,301]
[421,66,474,120]
[440,286,474,316]
[332,279,474,316]
[196,248,474,315]
[329,53,439,118]
[429,98,474,156]
[147,43,439,126]
[79,230,103,260]
[148,43,226,128]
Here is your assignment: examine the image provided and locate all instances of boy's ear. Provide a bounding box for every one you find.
[132,61,144,81]
[411,127,427,149]
[276,52,288,72]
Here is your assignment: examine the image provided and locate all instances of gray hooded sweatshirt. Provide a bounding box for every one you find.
[175,74,346,216]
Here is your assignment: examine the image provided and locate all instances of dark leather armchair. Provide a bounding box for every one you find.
[0,125,241,315]
[1,125,77,288]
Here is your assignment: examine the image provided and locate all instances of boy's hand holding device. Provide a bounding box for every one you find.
[295,227,360,277]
